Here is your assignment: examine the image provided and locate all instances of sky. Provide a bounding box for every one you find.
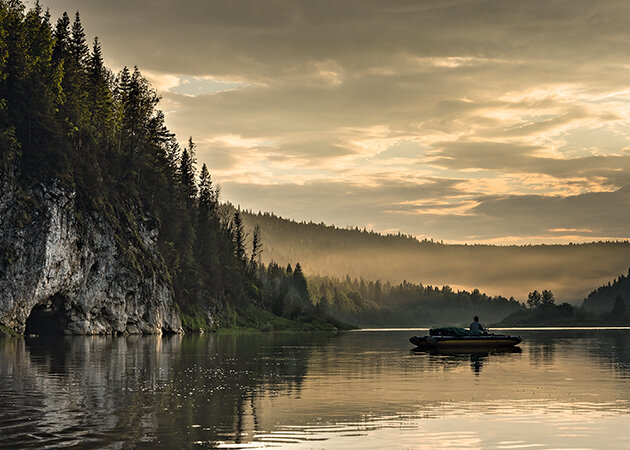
[40,0,630,244]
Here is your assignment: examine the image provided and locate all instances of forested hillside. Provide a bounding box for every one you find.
[239,209,630,302]
[582,269,630,315]
[494,272,630,327]
[307,274,522,327]
[0,2,342,332]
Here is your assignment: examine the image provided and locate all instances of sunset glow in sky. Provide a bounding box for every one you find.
[42,0,630,244]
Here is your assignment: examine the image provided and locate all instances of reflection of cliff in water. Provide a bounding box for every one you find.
[0,333,333,449]
[0,336,183,448]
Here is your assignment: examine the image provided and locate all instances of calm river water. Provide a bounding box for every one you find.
[1,328,630,449]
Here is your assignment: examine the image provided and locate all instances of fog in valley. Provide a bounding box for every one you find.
[242,211,630,303]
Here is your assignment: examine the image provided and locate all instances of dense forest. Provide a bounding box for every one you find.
[247,261,522,327]
[582,269,630,314]
[0,1,347,332]
[495,272,630,326]
[239,209,630,302]
[306,274,522,327]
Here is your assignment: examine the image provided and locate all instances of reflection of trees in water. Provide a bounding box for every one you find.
[141,333,322,447]
[583,331,630,378]
[0,333,331,449]
[127,332,337,448]
[528,339,556,368]
[524,330,630,377]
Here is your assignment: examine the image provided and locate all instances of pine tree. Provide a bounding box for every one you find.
[164,134,180,172]
[232,210,246,263]
[114,66,131,157]
[116,66,159,164]
[0,2,19,173]
[43,7,50,28]
[69,11,88,68]
[52,11,69,64]
[52,11,90,141]
[195,163,220,295]
[293,262,308,297]
[250,224,262,266]
[87,36,113,141]
[88,36,103,80]
[198,163,215,215]
[179,137,197,205]
[33,0,42,17]
[5,0,62,177]
[186,136,197,166]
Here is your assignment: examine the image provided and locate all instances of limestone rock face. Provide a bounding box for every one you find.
[0,181,182,335]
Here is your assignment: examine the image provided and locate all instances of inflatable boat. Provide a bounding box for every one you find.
[409,327,522,349]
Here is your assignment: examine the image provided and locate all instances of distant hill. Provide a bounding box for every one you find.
[306,274,522,328]
[237,208,630,302]
[493,271,630,327]
[582,269,630,314]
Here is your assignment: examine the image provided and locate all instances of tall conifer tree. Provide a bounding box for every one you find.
[232,210,246,263]
[179,137,197,204]
[87,36,113,141]
[69,11,87,67]
[52,11,69,64]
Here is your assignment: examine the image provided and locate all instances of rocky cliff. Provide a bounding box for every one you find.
[0,178,182,335]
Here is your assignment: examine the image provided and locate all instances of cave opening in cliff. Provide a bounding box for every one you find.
[25,295,69,335]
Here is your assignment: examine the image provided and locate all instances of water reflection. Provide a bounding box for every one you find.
[411,347,523,375]
[0,335,183,448]
[0,329,629,448]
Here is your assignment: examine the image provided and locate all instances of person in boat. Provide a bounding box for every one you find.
[470,316,486,333]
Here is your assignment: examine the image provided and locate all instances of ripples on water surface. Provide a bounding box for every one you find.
[1,329,629,449]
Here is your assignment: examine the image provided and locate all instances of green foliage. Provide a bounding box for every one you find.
[0,323,19,336]
[227,304,352,331]
[179,304,210,333]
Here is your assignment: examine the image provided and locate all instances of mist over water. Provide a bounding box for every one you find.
[1,329,629,449]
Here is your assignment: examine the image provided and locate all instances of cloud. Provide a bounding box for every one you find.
[41,0,630,243]
[467,186,630,240]
[221,178,630,243]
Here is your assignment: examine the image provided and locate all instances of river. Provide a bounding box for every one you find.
[1,328,629,449]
